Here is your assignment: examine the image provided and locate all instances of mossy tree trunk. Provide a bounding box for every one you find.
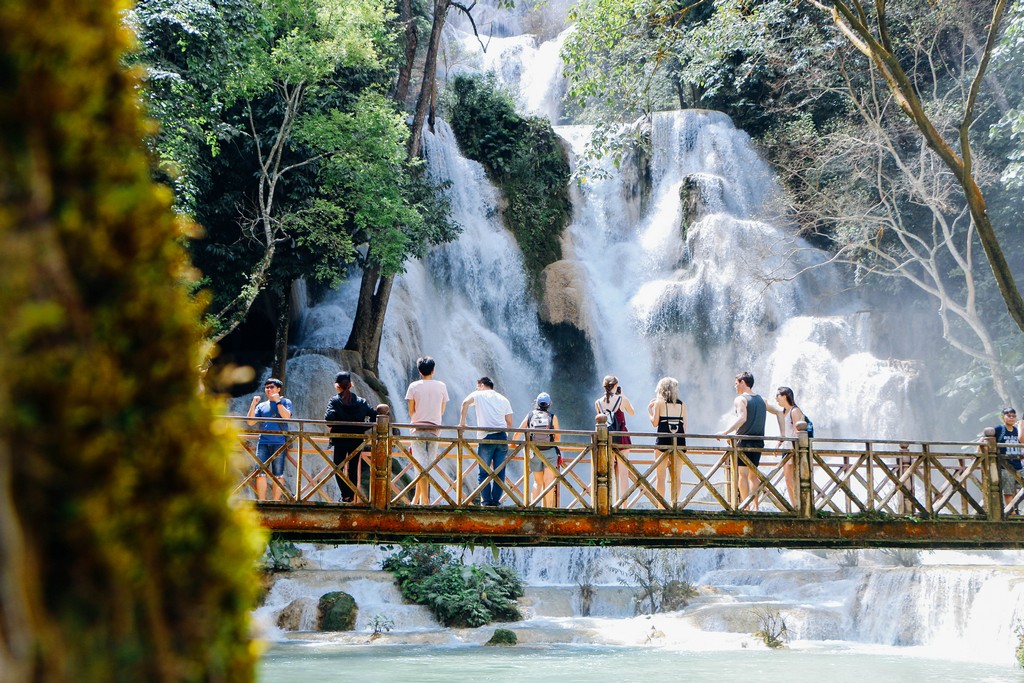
[0,0,265,681]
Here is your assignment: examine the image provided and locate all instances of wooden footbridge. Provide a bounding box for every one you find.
[232,413,1024,548]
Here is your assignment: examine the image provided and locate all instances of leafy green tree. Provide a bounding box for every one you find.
[0,0,264,679]
[203,0,396,346]
[134,0,461,381]
[801,0,1024,334]
[990,0,1024,189]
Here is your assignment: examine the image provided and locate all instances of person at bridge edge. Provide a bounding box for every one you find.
[596,375,635,503]
[516,392,561,508]
[405,356,449,505]
[460,377,514,507]
[722,371,766,511]
[247,377,292,502]
[766,386,805,505]
[992,407,1022,513]
[325,371,379,504]
[648,377,687,506]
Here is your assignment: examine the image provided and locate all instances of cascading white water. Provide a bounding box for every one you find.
[261,6,1024,666]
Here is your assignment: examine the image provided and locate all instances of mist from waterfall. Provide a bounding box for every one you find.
[256,9,1024,667]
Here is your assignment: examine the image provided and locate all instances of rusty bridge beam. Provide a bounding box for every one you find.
[256,505,1024,549]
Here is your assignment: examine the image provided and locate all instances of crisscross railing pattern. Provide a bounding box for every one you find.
[231,415,1014,521]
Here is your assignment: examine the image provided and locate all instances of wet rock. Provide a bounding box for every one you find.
[318,591,358,631]
[277,597,317,631]
[539,260,594,337]
[485,628,518,646]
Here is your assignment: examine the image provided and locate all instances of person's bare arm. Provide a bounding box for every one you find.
[621,396,635,416]
[247,396,260,426]
[459,395,474,425]
[723,395,747,434]
[648,400,660,428]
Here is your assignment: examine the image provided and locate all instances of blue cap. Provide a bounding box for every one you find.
[536,392,551,407]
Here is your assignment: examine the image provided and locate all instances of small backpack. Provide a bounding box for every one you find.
[804,413,814,438]
[603,396,622,431]
[528,409,555,442]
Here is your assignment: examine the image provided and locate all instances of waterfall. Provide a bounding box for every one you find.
[253,6,1024,665]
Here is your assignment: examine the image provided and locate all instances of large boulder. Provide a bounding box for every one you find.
[538,260,595,339]
[318,591,358,631]
[277,597,318,631]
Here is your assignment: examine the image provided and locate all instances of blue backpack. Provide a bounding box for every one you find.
[803,412,814,438]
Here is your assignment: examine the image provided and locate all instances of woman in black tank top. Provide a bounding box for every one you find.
[648,377,688,505]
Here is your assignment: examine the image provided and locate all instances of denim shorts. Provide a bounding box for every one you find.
[530,446,560,473]
[256,441,286,477]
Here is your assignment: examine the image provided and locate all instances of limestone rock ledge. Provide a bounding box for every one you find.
[538,259,595,341]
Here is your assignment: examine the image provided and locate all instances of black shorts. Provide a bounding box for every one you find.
[739,439,764,467]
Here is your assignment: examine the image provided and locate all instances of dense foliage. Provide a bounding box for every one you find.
[0,0,264,679]
[446,74,572,279]
[382,544,525,627]
[131,0,459,353]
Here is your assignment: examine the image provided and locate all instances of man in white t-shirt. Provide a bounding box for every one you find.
[460,377,513,506]
[404,356,449,505]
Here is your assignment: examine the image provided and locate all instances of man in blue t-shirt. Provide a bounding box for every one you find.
[994,407,1022,511]
[247,377,293,501]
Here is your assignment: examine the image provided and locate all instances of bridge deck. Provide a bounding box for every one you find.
[257,505,1024,548]
[234,415,1024,548]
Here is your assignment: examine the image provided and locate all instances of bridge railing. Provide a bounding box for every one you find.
[230,415,1017,519]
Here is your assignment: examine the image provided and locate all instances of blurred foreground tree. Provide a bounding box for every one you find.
[0,0,264,680]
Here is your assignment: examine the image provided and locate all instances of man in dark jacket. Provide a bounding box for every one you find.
[324,371,379,503]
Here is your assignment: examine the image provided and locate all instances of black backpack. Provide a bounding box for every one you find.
[603,396,622,431]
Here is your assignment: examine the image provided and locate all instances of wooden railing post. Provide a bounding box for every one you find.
[795,421,813,518]
[897,443,913,515]
[727,438,738,511]
[981,427,1002,521]
[595,414,611,515]
[370,407,391,510]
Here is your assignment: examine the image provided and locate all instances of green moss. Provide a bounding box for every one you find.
[445,75,572,282]
[318,592,358,631]
[485,628,518,646]
[0,0,264,680]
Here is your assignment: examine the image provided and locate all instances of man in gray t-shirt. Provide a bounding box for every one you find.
[460,376,513,506]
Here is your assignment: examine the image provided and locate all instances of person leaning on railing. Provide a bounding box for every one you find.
[246,378,292,502]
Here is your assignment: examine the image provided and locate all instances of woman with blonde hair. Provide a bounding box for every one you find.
[648,377,687,505]
[595,375,635,502]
